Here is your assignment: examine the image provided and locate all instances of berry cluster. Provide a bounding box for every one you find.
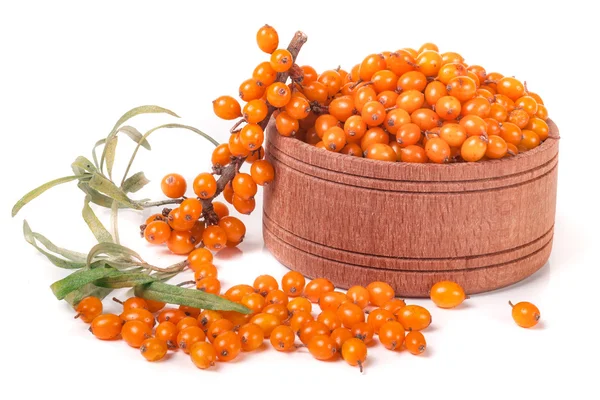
[226,26,550,163]
[74,271,541,371]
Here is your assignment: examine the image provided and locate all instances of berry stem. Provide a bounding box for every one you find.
[508,300,515,308]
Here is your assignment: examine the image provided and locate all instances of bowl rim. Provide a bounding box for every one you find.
[266,118,559,182]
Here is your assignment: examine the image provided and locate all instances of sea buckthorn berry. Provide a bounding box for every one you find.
[384,108,411,135]
[405,331,427,355]
[180,198,202,221]
[232,172,257,201]
[275,111,299,137]
[354,85,377,113]
[323,126,346,152]
[144,221,171,244]
[299,321,330,345]
[211,201,229,221]
[161,173,187,198]
[232,194,256,215]
[190,342,217,369]
[508,109,530,129]
[350,322,374,344]
[318,69,343,96]
[460,115,488,137]
[341,338,367,372]
[397,71,427,92]
[218,216,246,244]
[145,213,166,225]
[224,285,254,303]
[467,65,486,83]
[303,278,335,303]
[308,335,338,361]
[329,96,356,122]
[196,277,221,294]
[202,225,227,252]
[240,123,265,150]
[213,331,241,362]
[346,286,370,309]
[395,305,432,331]
[155,321,178,349]
[462,97,491,118]
[425,137,451,164]
[119,306,154,326]
[263,303,290,322]
[489,103,508,122]
[372,69,398,93]
[74,296,103,323]
[287,297,312,314]
[319,291,349,312]
[435,96,462,121]
[377,90,399,108]
[281,271,306,298]
[188,248,214,271]
[330,327,353,351]
[381,299,407,315]
[193,173,217,199]
[229,133,250,158]
[178,326,206,354]
[418,42,439,53]
[242,100,268,124]
[238,323,264,351]
[461,136,488,162]
[396,90,425,114]
[198,310,223,332]
[486,135,508,159]
[239,78,265,102]
[140,338,168,362]
[535,104,548,120]
[317,310,342,332]
[360,127,389,152]
[525,117,549,141]
[303,81,328,103]
[266,82,291,108]
[447,76,477,102]
[289,311,314,334]
[256,24,278,54]
[179,304,202,318]
[121,320,151,348]
[221,311,251,326]
[430,281,467,308]
[520,129,541,150]
[378,321,405,350]
[212,95,242,120]
[361,101,386,127]
[250,159,275,186]
[270,325,296,352]
[497,77,525,100]
[509,301,541,328]
[90,314,123,340]
[387,50,416,76]
[366,282,395,307]
[336,302,365,329]
[253,61,278,86]
[241,293,267,315]
[207,319,235,343]
[175,317,198,333]
[400,144,428,163]
[424,81,449,106]
[253,274,279,296]
[365,143,396,162]
[500,122,523,146]
[359,53,387,81]
[314,114,339,138]
[344,115,368,142]
[270,48,293,72]
[300,65,318,84]
[416,50,442,77]
[285,95,311,120]
[265,289,288,306]
[250,313,281,338]
[167,208,195,232]
[397,123,422,147]
[340,142,362,157]
[367,308,396,334]
[439,123,467,147]
[145,299,167,313]
[411,108,441,131]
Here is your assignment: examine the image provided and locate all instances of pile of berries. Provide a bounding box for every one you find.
[213,25,551,163]
[75,269,540,371]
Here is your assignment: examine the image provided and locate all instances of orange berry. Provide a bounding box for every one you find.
[74,296,103,323]
[256,24,278,54]
[239,78,265,102]
[366,308,396,334]
[90,314,123,340]
[196,276,221,295]
[381,299,407,314]
[341,338,367,371]
[238,323,264,351]
[250,159,275,186]
[270,325,296,352]
[177,326,206,354]
[405,331,427,355]
[213,331,241,361]
[202,225,227,251]
[430,281,467,308]
[366,281,395,307]
[207,319,235,343]
[213,95,242,120]
[161,173,187,198]
[253,274,279,296]
[303,278,335,303]
[188,248,214,271]
[509,301,541,328]
[140,338,168,362]
[197,310,223,332]
[270,48,293,73]
[157,308,187,325]
[287,297,312,314]
[336,302,365,329]
[250,313,281,338]
[190,342,217,369]
[193,172,217,199]
[395,305,432,331]
[239,123,265,150]
[121,320,152,348]
[378,321,405,350]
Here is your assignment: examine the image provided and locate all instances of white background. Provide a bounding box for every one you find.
[1,1,598,399]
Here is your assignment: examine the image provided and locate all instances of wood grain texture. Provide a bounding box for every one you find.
[262,119,559,296]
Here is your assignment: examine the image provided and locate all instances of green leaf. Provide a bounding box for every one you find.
[12,175,82,217]
[87,242,143,267]
[105,136,118,179]
[88,173,142,210]
[50,266,120,300]
[118,126,151,150]
[95,271,155,289]
[92,139,105,169]
[64,283,113,307]
[71,156,97,176]
[77,182,119,208]
[134,281,251,314]
[120,123,219,186]
[100,105,180,171]
[122,172,149,193]
[82,196,113,243]
[32,232,87,262]
[111,201,120,244]
[23,221,86,269]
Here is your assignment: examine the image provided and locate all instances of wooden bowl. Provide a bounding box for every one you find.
[262,120,559,297]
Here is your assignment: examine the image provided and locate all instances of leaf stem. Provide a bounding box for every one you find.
[140,198,184,208]
[136,259,189,274]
